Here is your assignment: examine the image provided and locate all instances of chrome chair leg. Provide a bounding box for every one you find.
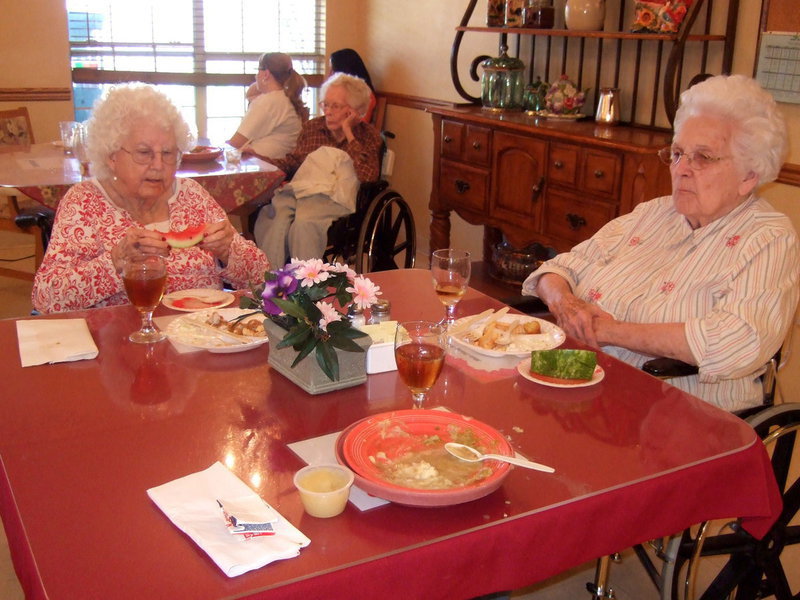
[587,554,619,599]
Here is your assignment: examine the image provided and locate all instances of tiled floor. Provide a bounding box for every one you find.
[0,231,797,599]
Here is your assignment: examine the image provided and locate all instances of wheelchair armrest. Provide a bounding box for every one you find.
[502,294,550,316]
[641,357,699,379]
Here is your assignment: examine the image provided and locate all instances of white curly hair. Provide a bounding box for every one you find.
[85,83,195,181]
[674,74,787,187]
[320,72,372,119]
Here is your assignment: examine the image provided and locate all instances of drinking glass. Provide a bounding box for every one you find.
[72,123,90,177]
[123,254,168,343]
[394,321,447,409]
[431,249,471,325]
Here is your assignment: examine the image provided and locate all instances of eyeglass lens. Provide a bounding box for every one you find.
[123,147,180,165]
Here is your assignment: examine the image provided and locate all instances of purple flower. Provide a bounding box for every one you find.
[261,267,299,315]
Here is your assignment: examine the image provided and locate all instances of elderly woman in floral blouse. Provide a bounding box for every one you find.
[32,83,269,313]
[523,75,799,411]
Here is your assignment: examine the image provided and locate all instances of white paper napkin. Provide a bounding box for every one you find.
[16,318,99,367]
[288,433,390,511]
[147,462,310,577]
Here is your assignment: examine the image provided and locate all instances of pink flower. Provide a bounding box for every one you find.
[292,258,331,287]
[587,288,603,302]
[660,281,675,294]
[329,261,357,280]
[315,301,342,331]
[628,236,641,246]
[347,275,381,310]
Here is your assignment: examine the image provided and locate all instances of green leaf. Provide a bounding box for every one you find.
[330,336,366,353]
[278,322,312,349]
[315,340,339,381]
[272,297,307,320]
[291,335,317,366]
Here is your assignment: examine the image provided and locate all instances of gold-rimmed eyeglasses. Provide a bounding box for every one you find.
[318,101,348,112]
[657,146,730,171]
[120,147,181,165]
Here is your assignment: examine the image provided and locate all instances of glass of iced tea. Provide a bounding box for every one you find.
[123,254,168,343]
[431,249,471,325]
[394,321,447,409]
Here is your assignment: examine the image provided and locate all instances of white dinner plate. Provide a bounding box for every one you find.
[449,314,565,358]
[516,359,605,388]
[165,308,268,353]
[162,288,235,312]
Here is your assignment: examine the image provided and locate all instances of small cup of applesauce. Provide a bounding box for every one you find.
[294,464,354,518]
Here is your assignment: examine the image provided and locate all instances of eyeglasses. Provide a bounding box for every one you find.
[120,147,180,165]
[657,147,730,171]
[318,101,348,112]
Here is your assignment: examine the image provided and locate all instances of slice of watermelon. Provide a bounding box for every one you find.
[165,224,205,249]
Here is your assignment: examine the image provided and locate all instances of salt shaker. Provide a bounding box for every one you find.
[368,299,391,324]
[348,305,366,328]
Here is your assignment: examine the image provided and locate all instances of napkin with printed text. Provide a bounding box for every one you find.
[147,462,310,577]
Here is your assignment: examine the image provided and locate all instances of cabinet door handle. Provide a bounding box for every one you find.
[553,160,564,169]
[566,213,587,230]
[472,141,481,150]
[454,179,470,194]
[594,170,605,178]
[444,135,453,144]
[531,176,545,203]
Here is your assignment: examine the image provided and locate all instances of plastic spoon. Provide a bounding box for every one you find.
[444,442,555,473]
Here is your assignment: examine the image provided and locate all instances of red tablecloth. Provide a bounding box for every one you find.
[0,269,781,600]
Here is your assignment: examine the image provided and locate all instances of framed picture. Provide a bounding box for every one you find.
[0,107,33,152]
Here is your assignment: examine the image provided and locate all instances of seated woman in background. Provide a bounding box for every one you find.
[253,73,382,267]
[523,74,799,411]
[32,83,269,314]
[228,52,306,159]
[329,48,377,124]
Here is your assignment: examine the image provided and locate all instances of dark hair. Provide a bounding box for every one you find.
[329,48,374,91]
[258,52,307,120]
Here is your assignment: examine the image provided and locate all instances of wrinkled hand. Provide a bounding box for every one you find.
[199,219,235,265]
[549,295,614,348]
[112,227,169,273]
[341,107,360,141]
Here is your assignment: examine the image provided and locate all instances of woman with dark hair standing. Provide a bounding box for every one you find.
[329,48,377,123]
[228,52,307,159]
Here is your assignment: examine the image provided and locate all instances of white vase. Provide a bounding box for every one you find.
[564,0,605,31]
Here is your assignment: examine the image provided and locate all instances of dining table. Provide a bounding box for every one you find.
[0,142,285,220]
[0,268,781,600]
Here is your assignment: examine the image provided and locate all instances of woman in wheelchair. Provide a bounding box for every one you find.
[252,73,382,268]
[523,75,799,411]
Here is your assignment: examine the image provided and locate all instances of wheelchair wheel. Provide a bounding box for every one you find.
[355,189,416,273]
[658,403,800,600]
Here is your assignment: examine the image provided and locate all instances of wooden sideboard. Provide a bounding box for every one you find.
[428,105,673,261]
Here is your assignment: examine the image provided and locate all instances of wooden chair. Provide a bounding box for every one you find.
[0,106,45,281]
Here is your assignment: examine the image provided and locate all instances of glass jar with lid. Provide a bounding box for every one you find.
[480,45,525,111]
[367,299,391,325]
[522,0,555,29]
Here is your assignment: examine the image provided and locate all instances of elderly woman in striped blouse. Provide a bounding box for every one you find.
[523,75,798,412]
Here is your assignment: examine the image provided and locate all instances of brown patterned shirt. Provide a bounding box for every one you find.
[264,116,382,183]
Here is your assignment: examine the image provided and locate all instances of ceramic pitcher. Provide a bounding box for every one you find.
[564,0,605,31]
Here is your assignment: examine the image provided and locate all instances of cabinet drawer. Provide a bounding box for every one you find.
[440,120,491,166]
[441,120,464,161]
[463,125,491,165]
[439,159,489,212]
[548,144,579,187]
[543,191,616,245]
[583,149,621,196]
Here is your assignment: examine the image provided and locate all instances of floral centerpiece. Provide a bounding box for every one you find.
[544,74,587,115]
[241,258,381,383]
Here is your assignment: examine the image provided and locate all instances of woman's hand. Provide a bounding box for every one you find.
[535,272,614,347]
[341,107,360,142]
[199,219,235,265]
[111,228,169,273]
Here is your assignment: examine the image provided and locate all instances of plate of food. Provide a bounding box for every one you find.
[165,308,268,353]
[516,349,604,388]
[337,409,514,507]
[162,288,235,312]
[449,310,565,358]
[181,145,223,162]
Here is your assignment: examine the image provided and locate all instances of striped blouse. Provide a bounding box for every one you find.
[523,195,800,411]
